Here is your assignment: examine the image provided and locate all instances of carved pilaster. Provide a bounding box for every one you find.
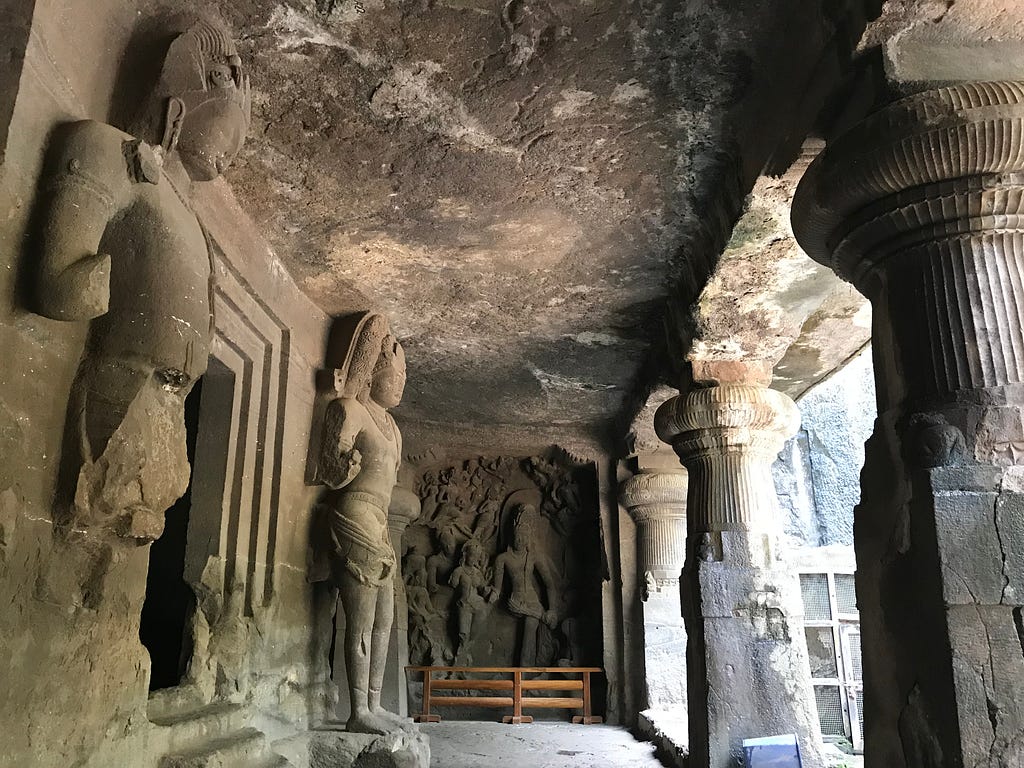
[383,486,420,717]
[620,471,688,589]
[654,384,799,536]
[387,486,421,544]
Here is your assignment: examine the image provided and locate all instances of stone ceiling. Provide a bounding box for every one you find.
[196,0,1021,446]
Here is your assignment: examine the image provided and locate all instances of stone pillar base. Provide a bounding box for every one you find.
[685,531,824,768]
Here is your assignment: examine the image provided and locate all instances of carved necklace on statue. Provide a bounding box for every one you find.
[366,402,395,441]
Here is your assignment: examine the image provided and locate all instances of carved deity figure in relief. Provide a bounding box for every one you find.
[490,504,561,666]
[317,312,409,734]
[35,17,250,541]
[449,537,491,665]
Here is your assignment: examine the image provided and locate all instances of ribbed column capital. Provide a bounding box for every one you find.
[654,384,797,534]
[620,471,688,590]
[387,486,421,532]
[654,384,799,461]
[793,82,1024,401]
[793,81,1024,284]
[619,470,688,523]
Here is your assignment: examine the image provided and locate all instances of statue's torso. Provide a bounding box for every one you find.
[327,400,400,506]
[59,122,212,381]
[93,177,210,380]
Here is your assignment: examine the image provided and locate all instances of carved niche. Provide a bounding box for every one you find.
[402,449,602,670]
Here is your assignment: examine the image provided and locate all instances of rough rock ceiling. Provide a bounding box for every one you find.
[204,0,976,442]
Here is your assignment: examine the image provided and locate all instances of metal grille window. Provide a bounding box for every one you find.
[814,686,845,737]
[800,574,832,621]
[835,574,858,615]
[799,569,863,753]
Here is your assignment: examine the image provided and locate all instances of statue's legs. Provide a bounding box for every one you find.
[520,616,540,666]
[367,577,395,713]
[338,569,392,734]
[63,356,191,540]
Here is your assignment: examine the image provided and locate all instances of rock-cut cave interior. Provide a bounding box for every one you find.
[2,1,1024,767]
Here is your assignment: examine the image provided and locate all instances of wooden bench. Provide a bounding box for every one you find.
[406,666,603,725]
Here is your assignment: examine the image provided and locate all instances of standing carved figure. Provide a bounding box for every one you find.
[35,17,250,541]
[490,505,560,666]
[449,538,491,665]
[317,312,407,734]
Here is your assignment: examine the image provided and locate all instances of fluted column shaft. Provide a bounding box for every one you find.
[793,82,1024,768]
[656,383,824,768]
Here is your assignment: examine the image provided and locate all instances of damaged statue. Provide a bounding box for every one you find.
[35,16,250,541]
[317,312,410,734]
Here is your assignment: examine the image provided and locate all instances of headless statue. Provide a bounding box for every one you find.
[318,312,408,734]
[35,17,250,541]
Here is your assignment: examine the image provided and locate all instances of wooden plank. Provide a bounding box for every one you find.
[521,697,585,709]
[430,696,514,708]
[405,666,602,673]
[431,679,514,690]
[521,679,583,691]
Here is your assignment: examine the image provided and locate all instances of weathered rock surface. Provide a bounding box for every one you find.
[276,726,429,768]
[774,346,876,547]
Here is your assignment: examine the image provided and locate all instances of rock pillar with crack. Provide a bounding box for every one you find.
[620,471,689,718]
[793,81,1024,768]
[655,382,825,768]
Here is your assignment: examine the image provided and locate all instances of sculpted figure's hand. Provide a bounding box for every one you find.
[324,447,361,490]
[542,609,558,629]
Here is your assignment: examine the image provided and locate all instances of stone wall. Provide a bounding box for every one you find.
[0,5,339,765]
[774,346,876,547]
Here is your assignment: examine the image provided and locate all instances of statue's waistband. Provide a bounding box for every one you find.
[334,490,388,512]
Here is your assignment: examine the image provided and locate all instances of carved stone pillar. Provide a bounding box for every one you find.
[656,383,825,768]
[382,486,421,717]
[792,81,1024,767]
[621,471,689,590]
[620,471,689,718]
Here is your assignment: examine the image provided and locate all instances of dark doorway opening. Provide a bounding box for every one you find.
[140,378,203,691]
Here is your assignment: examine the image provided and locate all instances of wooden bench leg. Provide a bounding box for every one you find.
[502,669,534,724]
[413,668,441,723]
[572,671,603,725]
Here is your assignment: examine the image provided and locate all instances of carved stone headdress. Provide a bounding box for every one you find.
[157,17,250,111]
[328,312,391,401]
[137,17,252,149]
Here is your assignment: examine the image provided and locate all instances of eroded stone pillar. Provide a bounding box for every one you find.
[382,486,421,716]
[792,81,1024,767]
[656,383,825,768]
[620,471,689,718]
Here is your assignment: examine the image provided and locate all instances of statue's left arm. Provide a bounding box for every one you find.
[36,121,132,321]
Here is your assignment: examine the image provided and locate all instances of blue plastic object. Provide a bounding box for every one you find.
[742,734,803,768]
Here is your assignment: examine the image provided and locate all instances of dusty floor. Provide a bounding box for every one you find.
[424,721,667,767]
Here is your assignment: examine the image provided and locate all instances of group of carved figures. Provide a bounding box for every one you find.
[32,11,596,738]
[32,15,410,736]
[402,456,591,671]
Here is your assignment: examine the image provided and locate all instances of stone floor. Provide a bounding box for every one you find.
[424,721,668,767]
